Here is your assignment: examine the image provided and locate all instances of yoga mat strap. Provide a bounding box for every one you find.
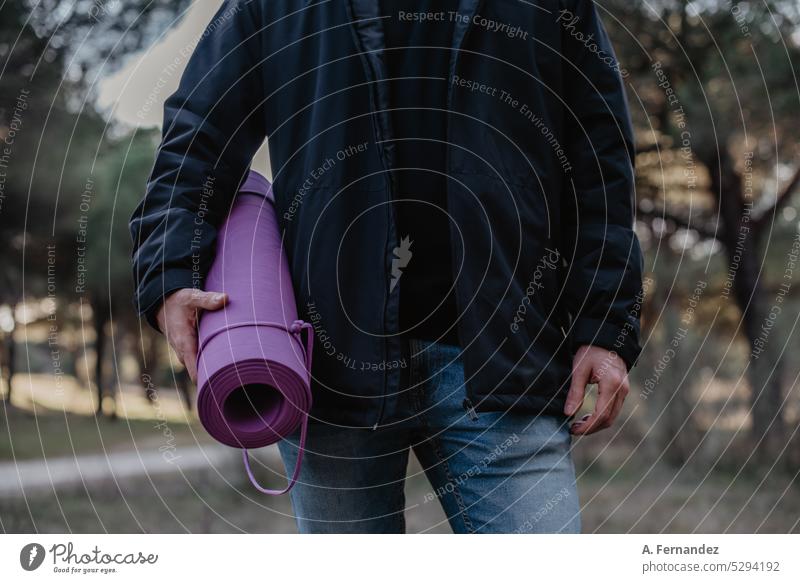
[289,320,314,373]
[242,410,309,496]
[197,319,313,365]
[211,319,313,495]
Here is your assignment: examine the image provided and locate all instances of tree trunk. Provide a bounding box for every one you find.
[2,330,15,402]
[702,146,786,458]
[94,305,107,416]
[1,301,18,403]
[107,325,118,421]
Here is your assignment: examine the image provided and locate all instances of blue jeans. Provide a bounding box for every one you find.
[277,339,581,533]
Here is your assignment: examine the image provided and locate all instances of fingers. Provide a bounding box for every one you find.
[159,289,227,383]
[564,355,592,416]
[162,317,199,381]
[180,289,228,311]
[570,385,613,435]
[571,370,629,435]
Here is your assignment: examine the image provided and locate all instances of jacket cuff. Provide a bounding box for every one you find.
[135,268,196,332]
[570,316,642,371]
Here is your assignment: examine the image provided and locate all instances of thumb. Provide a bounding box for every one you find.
[564,361,591,416]
[185,290,228,311]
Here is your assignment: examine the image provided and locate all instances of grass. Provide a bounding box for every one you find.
[0,405,206,462]
[0,374,210,462]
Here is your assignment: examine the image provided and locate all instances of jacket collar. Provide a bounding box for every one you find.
[344,0,485,163]
[345,0,485,80]
[343,0,393,166]
[447,0,486,108]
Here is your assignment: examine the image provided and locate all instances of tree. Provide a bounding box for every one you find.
[0,0,191,406]
[604,0,800,459]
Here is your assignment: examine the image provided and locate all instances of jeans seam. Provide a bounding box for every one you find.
[410,339,476,533]
[428,433,476,534]
[420,345,476,534]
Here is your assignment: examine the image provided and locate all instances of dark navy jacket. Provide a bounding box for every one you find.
[130,0,644,428]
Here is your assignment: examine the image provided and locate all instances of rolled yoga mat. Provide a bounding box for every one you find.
[196,170,313,495]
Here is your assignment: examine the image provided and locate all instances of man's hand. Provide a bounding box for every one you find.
[156,288,227,382]
[563,345,629,435]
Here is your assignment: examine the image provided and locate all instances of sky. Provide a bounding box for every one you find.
[97,0,272,178]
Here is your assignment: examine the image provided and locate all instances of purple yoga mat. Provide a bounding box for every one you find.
[196,170,313,495]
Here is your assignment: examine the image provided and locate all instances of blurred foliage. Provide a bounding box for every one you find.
[1,0,189,303]
[0,0,190,409]
[85,130,160,307]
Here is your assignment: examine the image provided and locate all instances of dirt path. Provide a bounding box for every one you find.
[0,444,281,498]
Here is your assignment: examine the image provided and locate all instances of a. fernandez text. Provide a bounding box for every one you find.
[642,544,720,555]
[49,543,159,566]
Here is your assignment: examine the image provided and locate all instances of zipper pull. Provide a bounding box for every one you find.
[462,398,478,422]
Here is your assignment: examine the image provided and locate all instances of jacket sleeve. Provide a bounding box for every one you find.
[559,0,644,369]
[130,0,267,330]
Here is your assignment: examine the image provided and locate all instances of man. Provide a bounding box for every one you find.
[131,0,643,533]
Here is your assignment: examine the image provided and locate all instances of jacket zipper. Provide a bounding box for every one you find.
[445,0,484,412]
[344,1,396,430]
[374,172,395,431]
